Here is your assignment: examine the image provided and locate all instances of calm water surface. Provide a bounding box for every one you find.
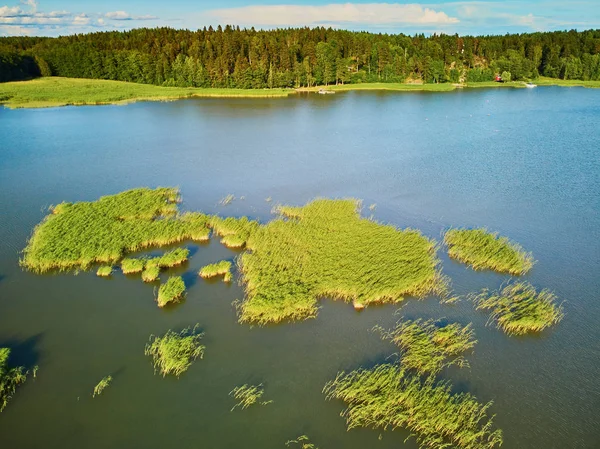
[0,87,599,449]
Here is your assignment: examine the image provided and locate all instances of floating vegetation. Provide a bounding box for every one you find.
[238,199,446,324]
[152,247,190,268]
[144,326,204,377]
[210,216,259,249]
[286,435,319,449]
[142,264,160,283]
[199,260,232,282]
[92,375,112,398]
[21,188,211,273]
[444,228,534,275]
[121,257,146,274]
[156,276,186,307]
[324,364,503,449]
[96,265,112,277]
[220,194,235,205]
[471,282,564,335]
[229,383,272,411]
[0,348,28,412]
[377,319,476,375]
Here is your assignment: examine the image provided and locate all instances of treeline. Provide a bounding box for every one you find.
[1,27,599,87]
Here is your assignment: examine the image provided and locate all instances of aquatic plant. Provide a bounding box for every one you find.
[96,265,112,277]
[377,319,476,375]
[229,384,272,411]
[286,435,319,449]
[0,348,28,412]
[210,215,260,249]
[199,260,232,282]
[220,194,235,205]
[144,326,204,377]
[142,264,160,283]
[156,276,186,307]
[324,364,503,449]
[444,228,534,275]
[92,375,112,397]
[152,248,189,268]
[471,282,564,335]
[237,199,446,324]
[21,188,211,273]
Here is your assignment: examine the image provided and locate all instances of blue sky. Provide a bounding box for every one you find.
[1,0,599,37]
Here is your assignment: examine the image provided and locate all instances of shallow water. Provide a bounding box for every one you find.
[0,87,599,449]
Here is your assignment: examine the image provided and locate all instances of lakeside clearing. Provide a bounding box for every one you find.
[2,76,599,108]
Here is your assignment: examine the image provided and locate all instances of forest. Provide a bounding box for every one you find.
[1,26,599,88]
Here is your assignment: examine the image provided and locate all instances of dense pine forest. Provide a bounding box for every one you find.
[1,26,599,87]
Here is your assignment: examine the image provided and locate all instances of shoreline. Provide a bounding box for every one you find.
[1,76,598,109]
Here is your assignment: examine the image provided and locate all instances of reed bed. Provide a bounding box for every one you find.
[0,348,28,412]
[21,188,211,273]
[210,216,260,249]
[144,326,204,377]
[142,264,160,283]
[377,319,476,375]
[237,199,446,324]
[96,265,112,277]
[324,364,503,449]
[471,282,564,335]
[92,375,112,397]
[121,258,146,274]
[444,228,534,275]
[199,260,232,282]
[229,384,272,411]
[156,276,186,307]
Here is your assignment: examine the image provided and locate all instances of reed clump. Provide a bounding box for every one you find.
[0,348,28,412]
[121,257,146,274]
[92,375,112,397]
[210,216,260,249]
[229,383,272,411]
[238,199,446,324]
[21,188,211,273]
[286,435,319,449]
[324,364,503,449]
[157,276,186,307]
[96,265,112,277]
[377,319,476,375]
[444,228,534,275]
[144,326,204,377]
[471,282,564,335]
[142,264,160,283]
[199,260,232,282]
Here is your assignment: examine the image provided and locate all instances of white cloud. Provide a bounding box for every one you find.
[208,3,459,27]
[72,13,88,26]
[105,10,157,21]
[0,5,21,16]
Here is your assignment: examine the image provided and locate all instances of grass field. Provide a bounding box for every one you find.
[297,82,456,93]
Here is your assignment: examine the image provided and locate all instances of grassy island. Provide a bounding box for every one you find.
[444,228,534,275]
[145,326,204,377]
[96,266,112,277]
[471,282,564,335]
[157,276,186,307]
[377,319,476,375]
[238,199,446,324]
[324,364,502,449]
[199,261,233,282]
[0,348,28,412]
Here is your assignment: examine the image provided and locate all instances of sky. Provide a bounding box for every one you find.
[1,0,599,37]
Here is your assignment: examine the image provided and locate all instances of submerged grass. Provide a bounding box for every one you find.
[229,384,272,411]
[238,199,446,324]
[156,276,186,307]
[471,281,564,335]
[199,260,232,282]
[21,187,210,273]
[377,319,476,375]
[324,364,502,449]
[444,228,534,275]
[92,375,112,398]
[286,435,319,449]
[0,348,28,412]
[144,326,204,377]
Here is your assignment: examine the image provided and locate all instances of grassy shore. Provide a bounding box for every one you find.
[297,82,456,93]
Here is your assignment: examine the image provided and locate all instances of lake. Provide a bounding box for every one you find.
[0,87,599,449]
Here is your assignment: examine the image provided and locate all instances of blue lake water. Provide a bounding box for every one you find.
[0,86,599,449]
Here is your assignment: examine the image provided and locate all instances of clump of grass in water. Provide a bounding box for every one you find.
[471,281,564,335]
[96,265,112,277]
[121,257,146,274]
[376,319,476,375]
[199,260,232,282]
[286,435,319,449]
[145,326,204,377]
[229,384,272,411]
[210,216,259,249]
[444,228,534,275]
[220,194,235,205]
[92,375,112,398]
[142,263,160,283]
[324,364,503,449]
[156,276,186,307]
[0,348,28,412]
[237,199,447,324]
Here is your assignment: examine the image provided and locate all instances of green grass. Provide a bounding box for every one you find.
[0,77,294,108]
[142,264,160,283]
[92,375,112,398]
[96,265,112,277]
[286,435,319,449]
[144,326,205,377]
[229,383,272,411]
[324,364,502,449]
[199,260,232,282]
[535,76,600,88]
[0,348,28,412]
[210,215,260,249]
[376,319,476,375]
[471,282,564,335]
[156,276,186,307]
[237,199,446,324]
[21,187,211,273]
[444,228,534,275]
[298,82,456,93]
